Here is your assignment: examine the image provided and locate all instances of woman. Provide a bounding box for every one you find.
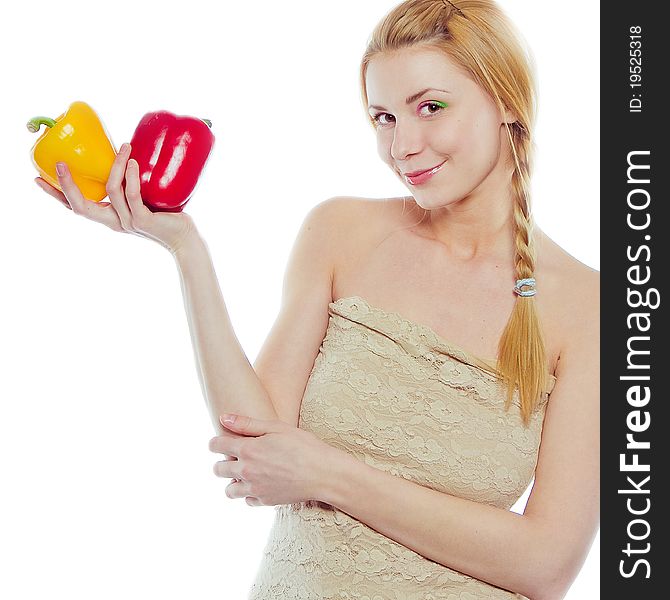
[35,0,599,598]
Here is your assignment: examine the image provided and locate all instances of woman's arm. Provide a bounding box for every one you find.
[322,449,543,594]
[318,272,600,600]
[173,232,278,435]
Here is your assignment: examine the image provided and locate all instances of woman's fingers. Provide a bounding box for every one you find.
[35,178,72,210]
[36,177,114,212]
[105,143,133,228]
[209,434,245,458]
[125,158,151,220]
[214,457,242,479]
[55,162,88,213]
[55,162,123,231]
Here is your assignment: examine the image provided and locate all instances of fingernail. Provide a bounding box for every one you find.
[120,143,129,153]
[56,163,66,177]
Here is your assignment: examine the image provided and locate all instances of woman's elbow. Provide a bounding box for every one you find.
[520,526,590,600]
[524,547,589,599]
[528,572,572,600]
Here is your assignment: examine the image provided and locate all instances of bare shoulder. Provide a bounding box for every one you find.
[319,195,414,287]
[536,230,599,351]
[302,195,371,278]
[311,195,383,233]
[536,230,599,296]
[316,195,409,230]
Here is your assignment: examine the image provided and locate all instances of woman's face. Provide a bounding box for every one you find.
[365,46,516,210]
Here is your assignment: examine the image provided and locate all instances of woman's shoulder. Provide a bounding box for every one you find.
[319,195,412,250]
[535,229,599,293]
[535,229,599,346]
[322,196,419,295]
[322,195,411,221]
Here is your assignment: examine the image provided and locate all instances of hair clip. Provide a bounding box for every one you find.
[441,0,467,19]
[514,277,537,297]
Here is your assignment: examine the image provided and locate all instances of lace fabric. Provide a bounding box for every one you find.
[248,296,554,599]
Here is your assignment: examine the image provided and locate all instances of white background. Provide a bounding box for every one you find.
[1,0,598,597]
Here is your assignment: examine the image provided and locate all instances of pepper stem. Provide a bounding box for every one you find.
[26,116,57,133]
[201,119,213,128]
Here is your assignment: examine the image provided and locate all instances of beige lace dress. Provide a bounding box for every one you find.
[248,295,556,600]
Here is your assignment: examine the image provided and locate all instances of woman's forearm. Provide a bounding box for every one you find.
[320,445,559,599]
[172,232,278,435]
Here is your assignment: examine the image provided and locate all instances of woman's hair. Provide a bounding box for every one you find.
[359,0,547,427]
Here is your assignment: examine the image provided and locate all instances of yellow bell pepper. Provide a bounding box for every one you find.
[27,101,118,202]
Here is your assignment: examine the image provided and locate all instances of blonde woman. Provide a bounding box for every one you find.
[36,0,598,598]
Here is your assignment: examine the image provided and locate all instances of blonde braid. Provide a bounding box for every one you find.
[496,123,548,426]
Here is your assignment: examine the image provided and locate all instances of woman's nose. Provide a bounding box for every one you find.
[390,122,422,161]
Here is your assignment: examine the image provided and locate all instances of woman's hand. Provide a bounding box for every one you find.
[34,143,198,256]
[209,414,332,507]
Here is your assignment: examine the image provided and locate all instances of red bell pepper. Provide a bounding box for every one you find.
[129,111,215,212]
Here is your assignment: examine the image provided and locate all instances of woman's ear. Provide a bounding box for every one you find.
[503,108,518,125]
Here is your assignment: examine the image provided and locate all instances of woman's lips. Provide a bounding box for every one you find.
[403,160,447,186]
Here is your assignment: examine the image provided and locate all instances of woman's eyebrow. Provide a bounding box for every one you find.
[368,87,451,111]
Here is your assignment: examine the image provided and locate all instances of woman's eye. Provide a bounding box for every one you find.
[371,101,447,128]
[419,101,447,116]
[372,113,394,127]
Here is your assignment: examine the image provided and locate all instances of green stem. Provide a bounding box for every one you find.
[201,119,212,128]
[26,116,57,133]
